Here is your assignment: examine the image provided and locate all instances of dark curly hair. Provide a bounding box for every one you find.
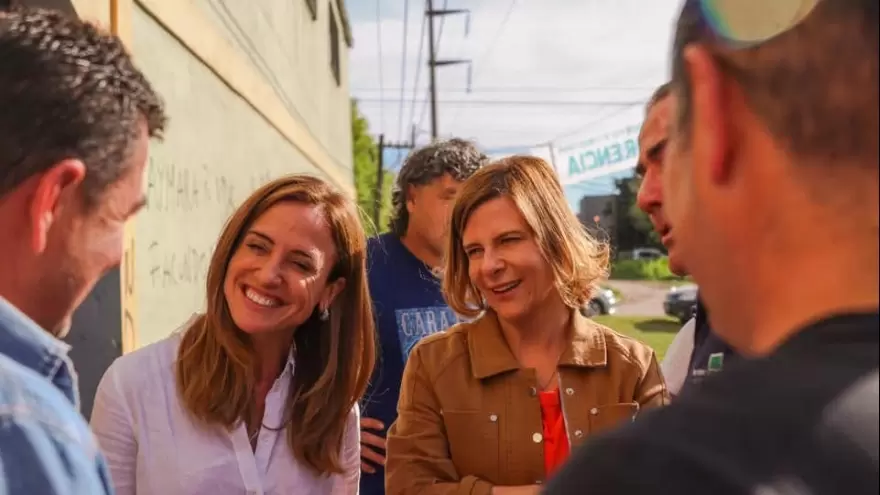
[389,138,488,236]
[0,8,167,206]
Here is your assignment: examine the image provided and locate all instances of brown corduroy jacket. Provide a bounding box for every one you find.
[385,310,669,495]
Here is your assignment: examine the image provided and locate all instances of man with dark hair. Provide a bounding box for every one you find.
[635,82,736,397]
[359,138,487,495]
[548,1,878,493]
[0,8,165,494]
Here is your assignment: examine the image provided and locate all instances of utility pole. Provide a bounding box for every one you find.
[374,129,415,228]
[374,134,385,228]
[426,0,471,140]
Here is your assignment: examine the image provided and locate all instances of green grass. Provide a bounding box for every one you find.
[593,315,680,361]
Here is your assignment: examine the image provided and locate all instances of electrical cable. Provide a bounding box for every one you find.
[445,0,518,130]
[396,0,412,143]
[376,0,386,134]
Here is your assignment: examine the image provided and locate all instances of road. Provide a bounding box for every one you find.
[605,280,670,317]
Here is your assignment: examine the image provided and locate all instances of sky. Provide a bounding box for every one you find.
[344,0,683,207]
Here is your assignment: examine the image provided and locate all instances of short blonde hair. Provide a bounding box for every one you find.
[442,155,610,318]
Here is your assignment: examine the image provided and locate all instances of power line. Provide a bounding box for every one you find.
[467,0,518,87]
[376,0,386,134]
[416,0,449,136]
[406,7,428,137]
[548,103,644,143]
[355,97,644,106]
[354,85,657,93]
[396,0,412,142]
[446,0,518,130]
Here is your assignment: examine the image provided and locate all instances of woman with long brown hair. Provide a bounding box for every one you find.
[90,175,376,494]
[385,156,669,494]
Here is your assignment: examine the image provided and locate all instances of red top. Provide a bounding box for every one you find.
[538,389,571,476]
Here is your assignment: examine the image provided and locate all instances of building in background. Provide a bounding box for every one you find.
[4,0,354,417]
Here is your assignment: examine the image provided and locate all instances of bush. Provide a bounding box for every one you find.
[610,257,679,281]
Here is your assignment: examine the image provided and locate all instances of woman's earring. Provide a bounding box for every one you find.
[319,307,329,321]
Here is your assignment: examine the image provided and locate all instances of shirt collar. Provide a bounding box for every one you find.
[468,309,608,380]
[282,350,296,378]
[0,296,76,401]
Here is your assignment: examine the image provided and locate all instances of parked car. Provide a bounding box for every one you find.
[582,286,617,317]
[664,284,698,323]
[630,247,666,261]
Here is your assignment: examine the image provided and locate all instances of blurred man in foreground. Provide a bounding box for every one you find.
[0,8,166,494]
[548,0,878,492]
[635,82,736,397]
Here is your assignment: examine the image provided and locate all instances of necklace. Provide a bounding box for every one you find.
[537,346,567,391]
[539,368,559,391]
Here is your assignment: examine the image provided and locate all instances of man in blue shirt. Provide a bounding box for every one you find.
[0,8,166,494]
[359,139,487,495]
[635,82,736,398]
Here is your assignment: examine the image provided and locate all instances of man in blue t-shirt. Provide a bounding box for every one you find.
[635,82,736,398]
[359,139,487,495]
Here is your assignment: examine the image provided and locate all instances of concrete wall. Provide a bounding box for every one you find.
[66,270,121,418]
[193,0,353,175]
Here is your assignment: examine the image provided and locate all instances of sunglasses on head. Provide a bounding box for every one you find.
[685,0,821,48]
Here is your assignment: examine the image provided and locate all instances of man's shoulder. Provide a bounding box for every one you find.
[0,353,95,448]
[548,368,879,494]
[366,233,399,262]
[0,353,110,495]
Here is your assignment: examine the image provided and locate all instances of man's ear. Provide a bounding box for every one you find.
[684,45,732,186]
[29,159,86,254]
[405,184,418,213]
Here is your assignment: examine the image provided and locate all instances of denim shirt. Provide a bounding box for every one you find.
[0,296,113,495]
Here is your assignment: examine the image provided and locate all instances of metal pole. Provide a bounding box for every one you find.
[426,0,439,140]
[374,134,385,229]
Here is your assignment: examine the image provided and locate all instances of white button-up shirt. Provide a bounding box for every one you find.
[90,317,360,495]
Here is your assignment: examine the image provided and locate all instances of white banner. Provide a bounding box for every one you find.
[553,123,642,185]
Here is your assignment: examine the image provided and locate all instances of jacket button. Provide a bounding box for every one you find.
[489,414,498,422]
[565,387,574,396]
[590,407,599,415]
[532,432,543,443]
[529,387,537,397]
[574,429,583,438]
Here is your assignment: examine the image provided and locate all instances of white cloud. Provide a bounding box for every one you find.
[347,0,683,202]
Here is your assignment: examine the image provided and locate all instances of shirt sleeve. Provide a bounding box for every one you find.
[635,350,671,411]
[384,347,493,495]
[660,318,696,397]
[334,403,362,495]
[0,418,109,495]
[90,360,137,495]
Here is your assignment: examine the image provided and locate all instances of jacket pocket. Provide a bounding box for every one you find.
[442,410,500,483]
[587,402,640,435]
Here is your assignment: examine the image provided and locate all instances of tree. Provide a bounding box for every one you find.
[610,174,663,255]
[352,100,394,236]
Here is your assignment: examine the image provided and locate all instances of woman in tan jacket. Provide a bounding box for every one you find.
[385,155,669,495]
